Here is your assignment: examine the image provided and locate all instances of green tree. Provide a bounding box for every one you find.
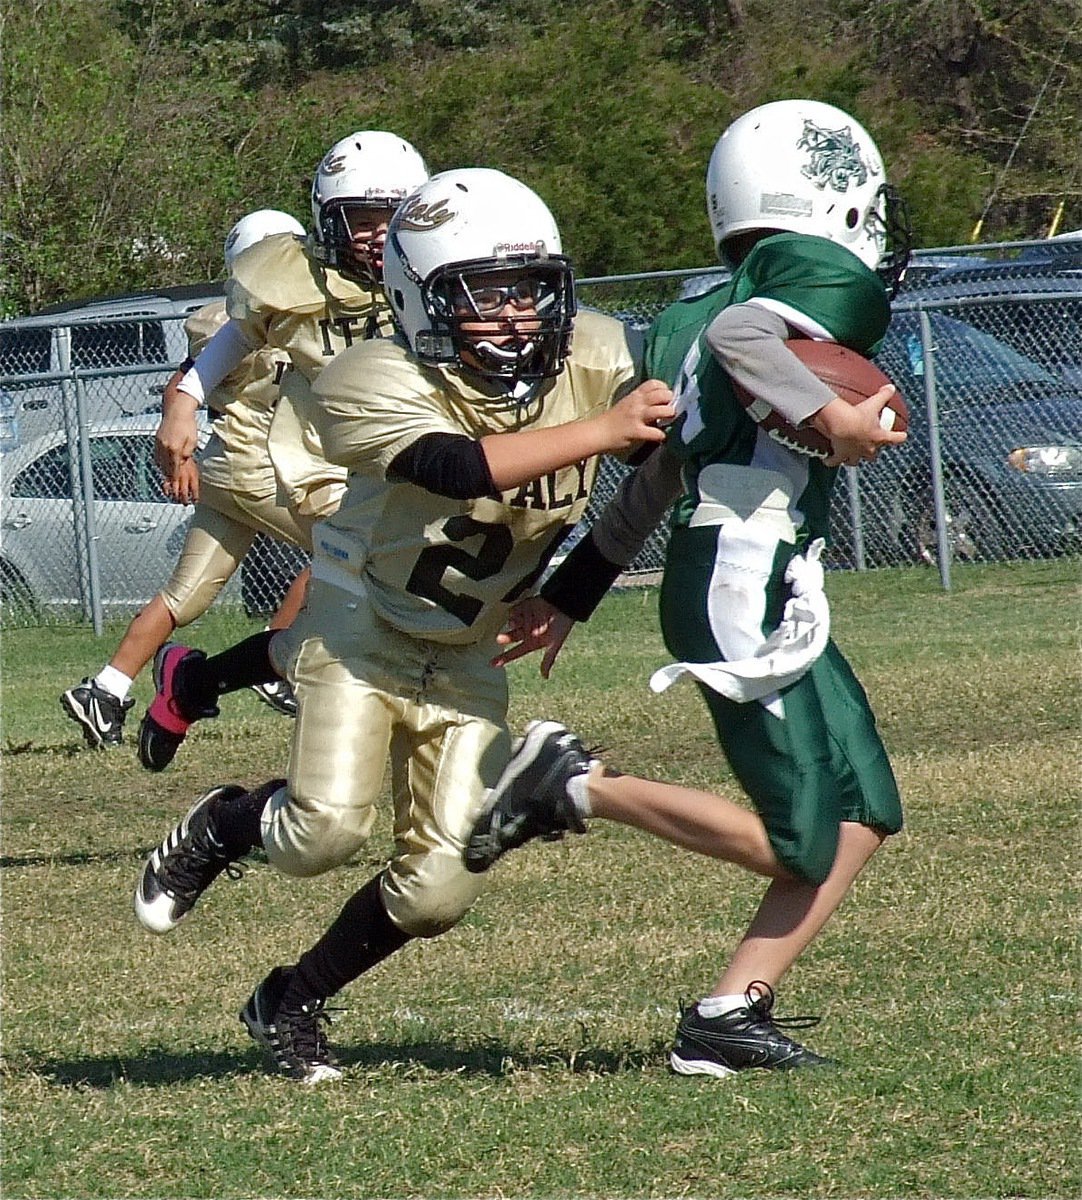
[3,0,1078,315]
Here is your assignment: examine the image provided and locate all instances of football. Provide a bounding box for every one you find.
[732,338,908,459]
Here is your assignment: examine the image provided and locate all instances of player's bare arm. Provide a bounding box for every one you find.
[480,379,674,491]
[811,386,906,467]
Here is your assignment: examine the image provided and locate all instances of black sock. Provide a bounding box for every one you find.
[213,778,284,859]
[178,631,279,712]
[282,874,412,1009]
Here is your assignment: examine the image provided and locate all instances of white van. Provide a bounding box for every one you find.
[0,283,225,448]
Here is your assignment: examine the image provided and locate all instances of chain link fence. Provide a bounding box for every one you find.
[2,241,1080,629]
[578,240,1082,587]
[0,294,309,630]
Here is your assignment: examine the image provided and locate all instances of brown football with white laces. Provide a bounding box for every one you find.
[732,338,907,459]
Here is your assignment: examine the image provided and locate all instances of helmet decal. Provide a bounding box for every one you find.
[494,240,550,256]
[397,197,455,232]
[706,99,908,283]
[796,120,871,192]
[319,151,349,176]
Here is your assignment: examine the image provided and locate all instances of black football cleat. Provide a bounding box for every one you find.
[670,982,836,1078]
[465,720,594,873]
[134,784,246,933]
[250,679,298,717]
[240,966,343,1084]
[60,679,134,748]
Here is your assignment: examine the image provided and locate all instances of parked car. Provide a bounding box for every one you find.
[0,388,18,452]
[0,415,238,614]
[0,414,312,618]
[0,283,225,447]
[830,311,1082,566]
[898,273,1082,382]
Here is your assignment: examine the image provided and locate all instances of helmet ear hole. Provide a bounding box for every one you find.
[845,207,860,229]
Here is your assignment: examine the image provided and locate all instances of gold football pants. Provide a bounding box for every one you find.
[264,579,511,937]
[158,478,315,625]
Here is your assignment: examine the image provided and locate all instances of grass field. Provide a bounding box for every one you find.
[1,559,1079,1199]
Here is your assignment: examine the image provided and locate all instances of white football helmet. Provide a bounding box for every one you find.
[706,99,911,294]
[382,168,575,382]
[310,130,429,282]
[223,209,305,271]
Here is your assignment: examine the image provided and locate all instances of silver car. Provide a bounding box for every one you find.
[0,415,222,613]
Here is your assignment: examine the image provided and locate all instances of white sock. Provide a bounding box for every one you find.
[696,993,750,1018]
[94,666,133,701]
[566,764,598,819]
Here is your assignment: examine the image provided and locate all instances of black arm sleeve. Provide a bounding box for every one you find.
[540,530,624,622]
[387,431,498,499]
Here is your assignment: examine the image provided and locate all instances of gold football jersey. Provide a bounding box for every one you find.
[227,232,394,381]
[309,308,638,645]
[227,231,396,514]
[184,300,287,495]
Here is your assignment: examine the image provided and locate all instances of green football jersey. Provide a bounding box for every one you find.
[645,233,890,539]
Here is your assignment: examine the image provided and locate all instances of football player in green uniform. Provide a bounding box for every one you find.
[132,168,676,1083]
[131,130,429,769]
[60,208,308,748]
[466,100,914,1079]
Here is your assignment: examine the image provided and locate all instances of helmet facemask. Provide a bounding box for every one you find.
[317,197,401,286]
[870,184,913,298]
[416,257,576,384]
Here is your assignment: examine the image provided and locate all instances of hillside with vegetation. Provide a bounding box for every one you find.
[2,0,1079,316]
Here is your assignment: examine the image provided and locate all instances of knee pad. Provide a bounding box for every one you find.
[260,786,376,878]
[164,580,229,628]
[382,851,487,938]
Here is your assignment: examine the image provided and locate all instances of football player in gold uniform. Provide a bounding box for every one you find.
[132,131,430,769]
[133,168,676,1083]
[60,209,307,749]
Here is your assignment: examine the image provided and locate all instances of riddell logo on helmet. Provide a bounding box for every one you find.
[397,197,454,231]
[494,240,547,255]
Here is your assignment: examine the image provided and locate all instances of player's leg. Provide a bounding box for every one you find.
[268,565,311,630]
[60,503,255,750]
[669,644,901,1078]
[465,720,789,876]
[135,589,391,941]
[243,614,509,1083]
[136,487,316,769]
[712,820,885,996]
[250,565,312,716]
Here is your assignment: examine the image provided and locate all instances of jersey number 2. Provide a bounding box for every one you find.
[406,515,569,626]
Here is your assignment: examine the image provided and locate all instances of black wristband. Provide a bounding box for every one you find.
[540,530,623,621]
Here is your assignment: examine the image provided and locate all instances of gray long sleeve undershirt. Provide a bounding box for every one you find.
[704,301,835,427]
[586,442,685,569]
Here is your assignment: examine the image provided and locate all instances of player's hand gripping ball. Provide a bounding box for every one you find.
[732,339,908,459]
